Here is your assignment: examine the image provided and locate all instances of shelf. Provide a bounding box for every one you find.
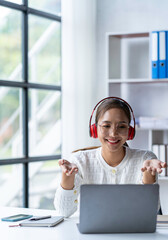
[106,32,149,38]
[107,32,149,79]
[158,177,168,181]
[136,127,168,131]
[108,79,168,84]
[107,30,168,152]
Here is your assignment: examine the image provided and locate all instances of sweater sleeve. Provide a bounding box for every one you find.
[54,153,84,217]
[143,150,157,161]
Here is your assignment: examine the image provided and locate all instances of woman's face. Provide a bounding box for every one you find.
[97,108,129,153]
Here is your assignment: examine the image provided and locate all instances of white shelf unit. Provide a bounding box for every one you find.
[108,79,168,84]
[106,32,168,176]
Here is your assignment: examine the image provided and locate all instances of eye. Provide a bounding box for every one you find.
[118,124,128,129]
[102,125,111,128]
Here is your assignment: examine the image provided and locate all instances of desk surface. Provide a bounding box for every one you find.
[0,207,168,240]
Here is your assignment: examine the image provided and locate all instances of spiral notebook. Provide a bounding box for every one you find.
[19,216,64,227]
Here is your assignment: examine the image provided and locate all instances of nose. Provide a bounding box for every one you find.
[108,126,118,136]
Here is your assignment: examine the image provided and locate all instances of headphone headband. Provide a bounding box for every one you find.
[89,96,136,140]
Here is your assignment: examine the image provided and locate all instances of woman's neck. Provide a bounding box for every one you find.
[101,146,126,167]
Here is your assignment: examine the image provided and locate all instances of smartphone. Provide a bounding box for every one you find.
[1,214,33,222]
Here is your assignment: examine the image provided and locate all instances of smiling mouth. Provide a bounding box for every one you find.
[107,139,120,144]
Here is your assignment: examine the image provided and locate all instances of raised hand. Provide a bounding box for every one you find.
[141,159,167,176]
[58,159,78,176]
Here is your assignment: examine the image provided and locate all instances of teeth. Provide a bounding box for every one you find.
[108,140,118,143]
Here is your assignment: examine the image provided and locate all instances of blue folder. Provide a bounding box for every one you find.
[167,31,168,78]
[151,31,159,79]
[159,31,166,78]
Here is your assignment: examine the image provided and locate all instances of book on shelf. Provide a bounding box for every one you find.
[159,31,166,79]
[152,144,168,177]
[166,145,168,176]
[151,31,159,79]
[152,144,159,159]
[151,30,167,79]
[19,216,64,227]
[157,215,168,228]
[159,145,166,177]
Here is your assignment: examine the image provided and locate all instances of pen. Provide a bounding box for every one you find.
[9,224,20,227]
[29,215,51,221]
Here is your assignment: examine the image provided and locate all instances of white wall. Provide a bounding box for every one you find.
[61,0,98,158]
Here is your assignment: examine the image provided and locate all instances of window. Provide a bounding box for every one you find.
[0,0,61,209]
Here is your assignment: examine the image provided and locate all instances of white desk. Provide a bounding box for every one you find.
[0,207,168,240]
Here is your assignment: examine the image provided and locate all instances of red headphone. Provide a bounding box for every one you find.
[89,97,136,140]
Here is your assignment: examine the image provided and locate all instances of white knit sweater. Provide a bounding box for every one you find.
[54,146,157,217]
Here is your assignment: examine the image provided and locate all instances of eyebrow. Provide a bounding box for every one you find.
[101,121,128,124]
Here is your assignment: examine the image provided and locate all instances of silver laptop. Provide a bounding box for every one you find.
[78,184,159,234]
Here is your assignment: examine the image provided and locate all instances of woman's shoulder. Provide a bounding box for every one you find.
[126,146,156,159]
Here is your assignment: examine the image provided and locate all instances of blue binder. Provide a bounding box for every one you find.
[151,31,159,79]
[167,31,168,78]
[159,31,166,78]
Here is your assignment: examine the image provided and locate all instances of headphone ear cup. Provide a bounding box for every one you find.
[127,126,135,140]
[90,124,98,138]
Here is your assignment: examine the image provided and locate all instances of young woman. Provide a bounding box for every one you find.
[54,97,166,217]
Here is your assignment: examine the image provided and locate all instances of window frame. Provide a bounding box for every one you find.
[0,0,62,208]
